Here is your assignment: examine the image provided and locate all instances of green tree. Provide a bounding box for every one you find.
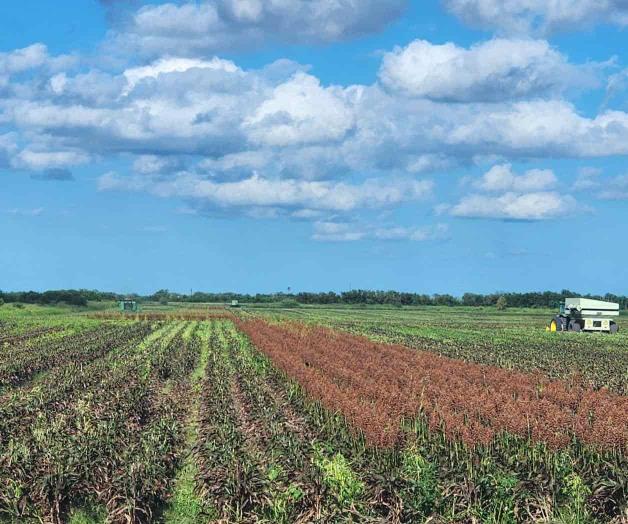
[496,296,508,310]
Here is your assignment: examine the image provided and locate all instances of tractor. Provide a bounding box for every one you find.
[548,298,619,333]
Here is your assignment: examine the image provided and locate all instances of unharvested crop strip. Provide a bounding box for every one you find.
[235,319,628,451]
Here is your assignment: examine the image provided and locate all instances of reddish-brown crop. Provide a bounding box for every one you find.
[236,319,628,450]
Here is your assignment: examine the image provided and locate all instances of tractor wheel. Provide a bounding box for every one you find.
[568,319,582,332]
[550,316,563,332]
[610,322,619,334]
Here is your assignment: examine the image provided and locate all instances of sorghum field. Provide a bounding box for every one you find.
[0,304,626,523]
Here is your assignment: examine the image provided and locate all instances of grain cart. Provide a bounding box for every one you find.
[548,298,619,333]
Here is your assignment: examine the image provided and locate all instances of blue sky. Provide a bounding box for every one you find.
[1,0,627,296]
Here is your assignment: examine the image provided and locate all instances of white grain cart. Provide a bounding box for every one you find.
[548,298,620,333]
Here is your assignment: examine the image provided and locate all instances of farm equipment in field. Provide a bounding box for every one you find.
[548,298,619,333]
[119,299,139,313]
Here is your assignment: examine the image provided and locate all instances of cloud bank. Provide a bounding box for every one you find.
[443,0,628,35]
[108,0,408,57]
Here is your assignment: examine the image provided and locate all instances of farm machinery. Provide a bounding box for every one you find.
[548,298,620,333]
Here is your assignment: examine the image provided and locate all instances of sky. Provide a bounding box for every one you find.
[1,0,627,296]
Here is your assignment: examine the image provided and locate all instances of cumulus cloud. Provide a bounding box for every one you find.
[443,99,628,157]
[109,0,408,57]
[312,221,449,242]
[133,155,186,175]
[379,38,590,102]
[0,44,76,80]
[450,192,578,220]
[474,164,557,192]
[447,164,577,220]
[12,149,90,170]
[0,44,48,75]
[442,0,628,35]
[2,24,628,236]
[244,73,358,147]
[4,52,628,185]
[122,56,239,93]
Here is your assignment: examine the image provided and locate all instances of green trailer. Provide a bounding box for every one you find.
[119,299,139,313]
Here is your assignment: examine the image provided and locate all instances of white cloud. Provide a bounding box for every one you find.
[379,38,588,102]
[123,56,239,93]
[244,72,358,147]
[442,0,628,35]
[0,133,18,167]
[312,221,449,242]
[450,191,578,220]
[449,164,574,220]
[605,69,628,107]
[12,149,90,170]
[109,0,408,57]
[133,155,185,175]
[4,54,628,184]
[374,223,450,241]
[443,99,628,157]
[474,164,557,192]
[99,171,433,213]
[0,44,76,79]
[5,207,44,217]
[312,221,366,242]
[2,29,628,234]
[598,174,628,200]
[566,169,628,199]
[0,44,48,75]
[574,167,602,191]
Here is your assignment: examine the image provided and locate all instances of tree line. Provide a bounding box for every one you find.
[1,288,627,309]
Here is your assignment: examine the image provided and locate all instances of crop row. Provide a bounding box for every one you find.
[0,323,146,390]
[0,325,65,346]
[0,321,203,523]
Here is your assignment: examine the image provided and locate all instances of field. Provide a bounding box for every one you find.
[0,304,626,523]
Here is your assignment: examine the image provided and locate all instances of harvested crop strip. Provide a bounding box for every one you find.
[90,311,235,321]
[235,319,628,450]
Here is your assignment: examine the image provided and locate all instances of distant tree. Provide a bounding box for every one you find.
[496,296,508,310]
[0,298,4,307]
[462,293,482,307]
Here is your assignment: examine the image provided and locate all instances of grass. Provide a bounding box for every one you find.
[67,506,106,524]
